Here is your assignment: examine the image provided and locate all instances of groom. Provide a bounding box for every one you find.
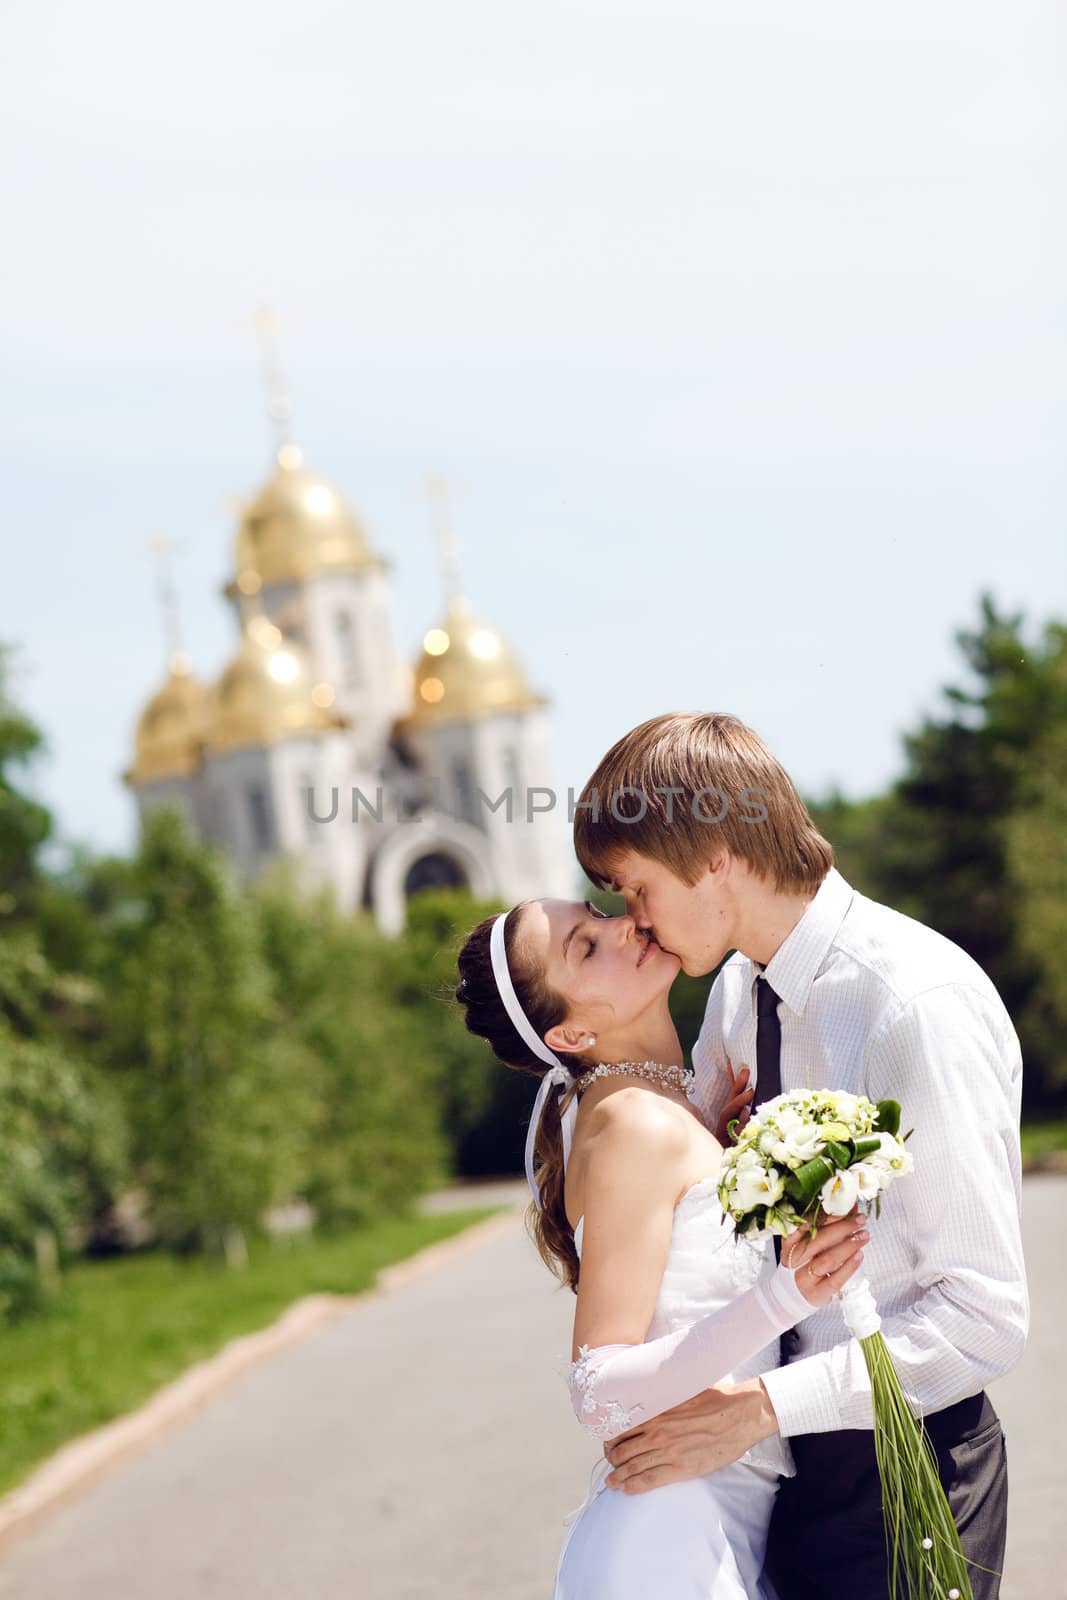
[572,711,1027,1599]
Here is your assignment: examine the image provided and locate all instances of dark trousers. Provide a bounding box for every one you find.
[764,1391,1008,1600]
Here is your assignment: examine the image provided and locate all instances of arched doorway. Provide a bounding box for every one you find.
[403,852,469,899]
[369,819,494,936]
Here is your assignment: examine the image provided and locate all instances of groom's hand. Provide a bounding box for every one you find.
[714,1064,754,1145]
[603,1379,778,1494]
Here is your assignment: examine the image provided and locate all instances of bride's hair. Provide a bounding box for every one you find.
[455,907,590,1293]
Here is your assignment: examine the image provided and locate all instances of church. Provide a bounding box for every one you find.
[122,397,574,933]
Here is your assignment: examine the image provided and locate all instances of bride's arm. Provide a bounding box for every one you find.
[568,1098,866,1442]
[570,1092,693,1361]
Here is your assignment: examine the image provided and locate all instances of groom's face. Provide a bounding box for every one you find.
[606,849,734,977]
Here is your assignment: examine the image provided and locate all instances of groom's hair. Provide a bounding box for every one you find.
[574,712,833,893]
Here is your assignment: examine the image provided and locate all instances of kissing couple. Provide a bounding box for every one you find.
[455,712,1027,1599]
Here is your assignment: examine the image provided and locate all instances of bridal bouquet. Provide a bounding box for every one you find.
[719,1089,974,1600]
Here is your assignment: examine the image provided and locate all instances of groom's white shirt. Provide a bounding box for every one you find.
[692,867,1029,1437]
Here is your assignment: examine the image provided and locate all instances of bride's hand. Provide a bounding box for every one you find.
[780,1208,868,1308]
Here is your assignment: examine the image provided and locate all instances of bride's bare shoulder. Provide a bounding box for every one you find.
[580,1087,692,1165]
[566,1090,707,1226]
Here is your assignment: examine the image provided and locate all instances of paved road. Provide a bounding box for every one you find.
[0,1179,1060,1598]
[990,1174,1064,1599]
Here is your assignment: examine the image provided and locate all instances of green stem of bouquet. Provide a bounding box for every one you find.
[860,1331,975,1600]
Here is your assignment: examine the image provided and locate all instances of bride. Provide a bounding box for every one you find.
[456,897,866,1600]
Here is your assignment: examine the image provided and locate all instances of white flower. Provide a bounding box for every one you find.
[732,1164,786,1212]
[820,1167,859,1215]
[782,1123,828,1165]
[829,1091,878,1132]
[866,1133,913,1176]
[851,1161,883,1200]
[773,1107,804,1139]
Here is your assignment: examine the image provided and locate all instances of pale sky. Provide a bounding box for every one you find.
[2,1,1064,863]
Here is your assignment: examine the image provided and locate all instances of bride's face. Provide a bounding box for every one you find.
[516,898,681,1050]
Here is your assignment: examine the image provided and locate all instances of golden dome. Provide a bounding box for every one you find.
[206,615,347,756]
[124,654,209,786]
[231,446,379,593]
[404,598,544,729]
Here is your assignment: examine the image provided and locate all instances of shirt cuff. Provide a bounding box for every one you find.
[760,1352,846,1438]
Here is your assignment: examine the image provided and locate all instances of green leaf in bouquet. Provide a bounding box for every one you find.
[875,1099,901,1136]
[852,1136,883,1161]
[824,1139,851,1169]
[783,1154,836,1208]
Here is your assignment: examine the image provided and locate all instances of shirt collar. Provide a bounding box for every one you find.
[749,867,855,1017]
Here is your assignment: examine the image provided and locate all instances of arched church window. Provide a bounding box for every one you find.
[206,788,229,845]
[335,611,361,688]
[274,594,307,648]
[452,759,478,825]
[246,784,275,852]
[300,772,318,842]
[501,745,522,805]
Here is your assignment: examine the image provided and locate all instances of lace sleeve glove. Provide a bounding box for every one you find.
[568,1260,812,1441]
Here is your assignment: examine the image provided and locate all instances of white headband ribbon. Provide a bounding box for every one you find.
[489,912,578,1209]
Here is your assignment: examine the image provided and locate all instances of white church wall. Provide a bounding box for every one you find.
[402,709,576,908]
[268,732,367,914]
[199,745,279,875]
[300,568,407,763]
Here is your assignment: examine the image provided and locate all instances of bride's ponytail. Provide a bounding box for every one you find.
[455,909,588,1293]
[526,1072,581,1292]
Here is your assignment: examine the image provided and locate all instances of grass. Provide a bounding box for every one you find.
[1021,1119,1067,1167]
[0,1207,496,1498]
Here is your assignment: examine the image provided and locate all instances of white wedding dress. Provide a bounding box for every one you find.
[552,1177,794,1599]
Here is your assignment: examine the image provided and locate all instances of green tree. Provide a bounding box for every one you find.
[0,644,52,923]
[0,1016,128,1321]
[1006,640,1067,1102]
[806,792,901,906]
[100,808,314,1261]
[811,598,1067,1110]
[252,865,448,1224]
[383,887,544,1179]
[0,649,128,1319]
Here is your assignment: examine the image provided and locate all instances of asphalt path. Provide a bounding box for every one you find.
[0,1178,1060,1598]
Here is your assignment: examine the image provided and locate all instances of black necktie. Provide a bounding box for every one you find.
[755,975,782,1107]
[755,974,785,1270]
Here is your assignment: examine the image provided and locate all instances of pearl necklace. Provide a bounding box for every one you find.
[574,1060,692,1098]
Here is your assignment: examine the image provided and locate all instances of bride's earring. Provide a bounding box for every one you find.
[586,1035,596,1047]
